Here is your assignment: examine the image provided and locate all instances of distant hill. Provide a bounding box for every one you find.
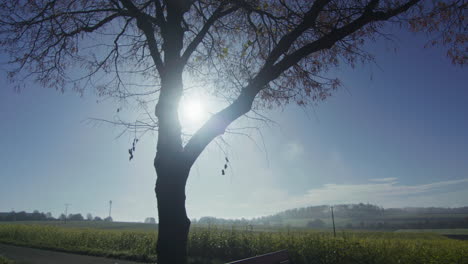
[195,204,468,230]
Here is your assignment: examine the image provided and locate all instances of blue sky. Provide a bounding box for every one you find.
[0,28,467,222]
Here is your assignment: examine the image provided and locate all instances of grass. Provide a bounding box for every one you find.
[0,256,14,264]
[0,224,156,262]
[0,223,467,264]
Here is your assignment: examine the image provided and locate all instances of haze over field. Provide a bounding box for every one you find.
[1,28,467,222]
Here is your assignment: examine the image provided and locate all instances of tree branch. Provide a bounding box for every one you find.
[119,0,164,73]
[262,0,332,68]
[270,0,421,77]
[183,85,257,165]
[183,0,422,166]
[152,0,167,28]
[181,4,239,65]
[63,13,122,36]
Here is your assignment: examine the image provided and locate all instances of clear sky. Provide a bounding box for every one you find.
[0,27,467,222]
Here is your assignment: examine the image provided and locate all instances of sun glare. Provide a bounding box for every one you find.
[182,99,205,123]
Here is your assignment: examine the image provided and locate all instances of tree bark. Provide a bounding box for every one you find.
[154,69,189,264]
[154,154,191,264]
[154,64,189,264]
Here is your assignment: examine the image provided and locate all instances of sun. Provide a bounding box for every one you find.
[181,98,206,123]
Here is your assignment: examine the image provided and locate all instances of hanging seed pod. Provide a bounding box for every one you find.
[128,149,134,160]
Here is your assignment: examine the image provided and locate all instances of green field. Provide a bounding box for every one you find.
[0,255,14,264]
[396,228,468,235]
[0,220,158,231]
[269,214,468,229]
[0,222,467,264]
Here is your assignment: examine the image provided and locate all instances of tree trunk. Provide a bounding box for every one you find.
[154,154,191,264]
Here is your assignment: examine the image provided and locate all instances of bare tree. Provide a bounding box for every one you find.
[0,1,465,263]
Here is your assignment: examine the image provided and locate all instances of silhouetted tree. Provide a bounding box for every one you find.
[31,210,47,221]
[86,213,93,221]
[93,216,103,221]
[145,217,156,224]
[68,213,84,221]
[0,1,465,263]
[45,212,54,220]
[104,216,113,222]
[58,214,66,221]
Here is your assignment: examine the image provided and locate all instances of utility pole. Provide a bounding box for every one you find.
[11,208,15,221]
[108,200,112,219]
[64,203,71,224]
[331,206,336,238]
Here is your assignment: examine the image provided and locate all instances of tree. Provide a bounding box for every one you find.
[0,1,465,263]
[58,214,66,221]
[93,216,103,221]
[45,212,54,220]
[31,210,47,221]
[86,213,93,221]
[104,216,113,222]
[145,217,156,224]
[68,213,84,221]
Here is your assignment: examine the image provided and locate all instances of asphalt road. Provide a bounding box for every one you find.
[0,244,147,264]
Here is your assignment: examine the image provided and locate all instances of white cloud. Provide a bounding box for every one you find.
[288,178,468,208]
[211,177,468,218]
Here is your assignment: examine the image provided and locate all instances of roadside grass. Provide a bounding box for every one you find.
[0,224,467,264]
[0,221,158,232]
[0,256,14,264]
[0,224,156,262]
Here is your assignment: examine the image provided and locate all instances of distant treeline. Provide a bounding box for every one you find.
[266,204,468,220]
[0,210,112,222]
[195,204,468,230]
[342,218,468,230]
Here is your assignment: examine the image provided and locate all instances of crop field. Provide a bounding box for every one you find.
[0,255,14,264]
[396,228,468,235]
[0,220,158,232]
[0,223,467,264]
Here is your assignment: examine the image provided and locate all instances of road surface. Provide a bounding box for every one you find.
[0,243,148,264]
